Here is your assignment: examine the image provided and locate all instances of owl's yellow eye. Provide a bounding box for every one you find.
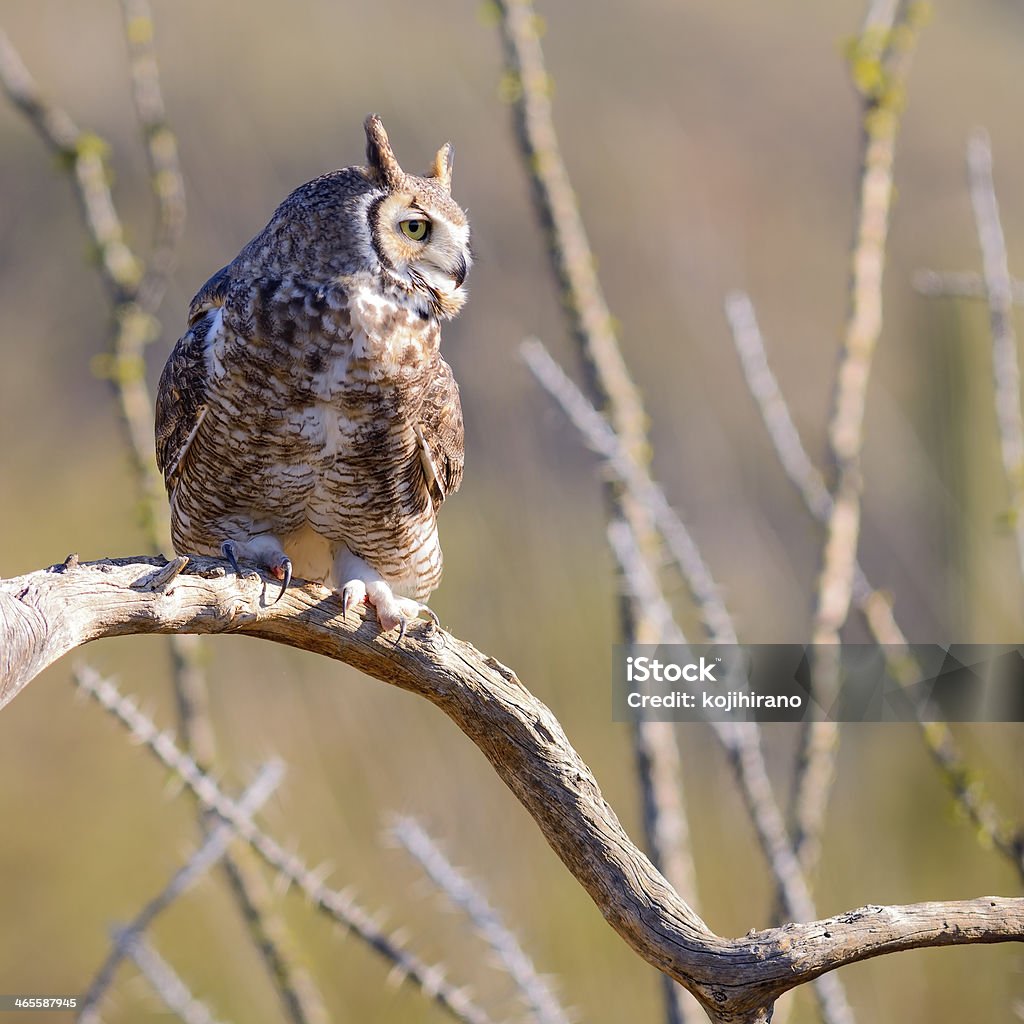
[399,218,431,242]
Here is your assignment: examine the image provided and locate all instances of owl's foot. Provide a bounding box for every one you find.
[221,539,291,604]
[340,578,438,640]
[369,581,439,641]
[332,546,438,640]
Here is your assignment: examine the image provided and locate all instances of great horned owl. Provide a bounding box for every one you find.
[155,115,470,637]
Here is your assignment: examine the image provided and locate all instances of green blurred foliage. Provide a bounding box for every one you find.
[0,1,1022,1022]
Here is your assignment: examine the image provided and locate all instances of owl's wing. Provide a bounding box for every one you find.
[416,355,464,510]
[154,266,231,493]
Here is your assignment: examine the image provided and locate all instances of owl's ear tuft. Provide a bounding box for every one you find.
[430,142,454,191]
[364,114,404,189]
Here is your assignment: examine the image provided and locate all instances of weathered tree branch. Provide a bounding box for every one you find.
[2,556,1020,1024]
[523,341,857,1024]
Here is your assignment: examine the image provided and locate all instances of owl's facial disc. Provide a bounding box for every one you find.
[373,191,472,318]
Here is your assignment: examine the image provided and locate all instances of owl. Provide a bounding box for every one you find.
[155,115,470,638]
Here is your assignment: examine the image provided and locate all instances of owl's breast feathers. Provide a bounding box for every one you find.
[154,265,464,526]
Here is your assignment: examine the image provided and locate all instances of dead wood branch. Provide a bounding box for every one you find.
[2,556,1020,1024]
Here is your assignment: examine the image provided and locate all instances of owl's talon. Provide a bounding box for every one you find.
[271,557,292,605]
[392,605,439,643]
[341,579,367,620]
[221,540,243,578]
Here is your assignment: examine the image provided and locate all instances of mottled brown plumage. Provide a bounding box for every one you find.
[155,115,470,634]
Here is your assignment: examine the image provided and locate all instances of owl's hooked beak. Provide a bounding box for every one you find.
[451,254,468,289]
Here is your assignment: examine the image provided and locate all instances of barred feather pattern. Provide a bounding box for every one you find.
[155,124,468,606]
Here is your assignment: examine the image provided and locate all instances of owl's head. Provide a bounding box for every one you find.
[362,115,471,319]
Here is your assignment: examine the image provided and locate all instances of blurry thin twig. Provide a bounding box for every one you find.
[77,760,284,1024]
[118,11,321,1008]
[0,26,167,541]
[73,667,498,1024]
[495,8,695,1021]
[120,0,187,315]
[528,340,855,1024]
[523,339,738,646]
[912,269,1024,305]
[967,130,1024,586]
[606,520,701,932]
[0,27,164,538]
[125,936,231,1024]
[820,0,922,618]
[392,817,572,1024]
[800,0,925,889]
[0,28,142,297]
[215,848,329,1024]
[492,0,658,620]
[725,293,833,525]
[606,522,855,1024]
[604,522,738,1024]
[607,484,725,1005]
[605,517,691,896]
[604,520,704,1024]
[727,291,879,611]
[726,290,1024,883]
[98,0,186,552]
[607,522,688,649]
[0,26,327,1023]
[494,0,647,464]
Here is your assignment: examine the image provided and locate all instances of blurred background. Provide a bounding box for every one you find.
[1,1,1022,1021]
